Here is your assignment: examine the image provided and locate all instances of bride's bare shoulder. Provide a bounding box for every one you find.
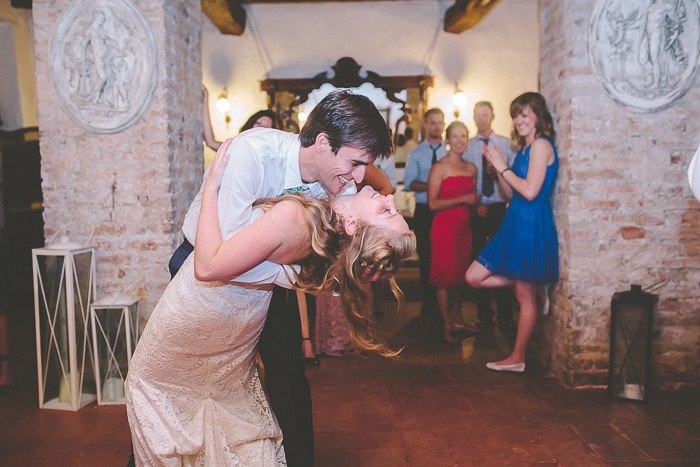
[266,199,308,231]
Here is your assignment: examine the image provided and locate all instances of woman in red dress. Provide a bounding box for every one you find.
[428,121,481,343]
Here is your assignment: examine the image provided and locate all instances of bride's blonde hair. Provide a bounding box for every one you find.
[255,194,416,356]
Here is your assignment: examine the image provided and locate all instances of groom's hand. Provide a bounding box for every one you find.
[360,266,394,283]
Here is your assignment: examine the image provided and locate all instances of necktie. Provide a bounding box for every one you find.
[430,143,442,165]
[481,138,494,197]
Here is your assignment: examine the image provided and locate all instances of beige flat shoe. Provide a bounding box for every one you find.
[486,361,525,373]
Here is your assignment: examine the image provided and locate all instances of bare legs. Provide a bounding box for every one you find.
[437,286,464,342]
[465,261,513,289]
[437,285,480,343]
[449,287,465,329]
[466,262,538,367]
[494,281,537,365]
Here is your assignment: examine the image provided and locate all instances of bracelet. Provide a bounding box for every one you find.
[302,337,311,341]
[500,167,513,176]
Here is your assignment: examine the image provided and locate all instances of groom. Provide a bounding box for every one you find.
[168,90,392,467]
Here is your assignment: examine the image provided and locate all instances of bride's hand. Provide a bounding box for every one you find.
[206,137,233,191]
[360,266,394,283]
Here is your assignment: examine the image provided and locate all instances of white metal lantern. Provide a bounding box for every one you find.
[90,294,140,405]
[32,238,96,410]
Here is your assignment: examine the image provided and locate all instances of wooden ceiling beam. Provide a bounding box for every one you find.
[201,0,502,36]
[201,0,247,36]
[444,0,503,34]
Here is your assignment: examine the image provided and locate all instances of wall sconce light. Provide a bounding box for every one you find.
[453,84,467,119]
[215,87,232,128]
[216,87,231,113]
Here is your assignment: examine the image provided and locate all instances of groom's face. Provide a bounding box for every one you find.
[317,145,376,194]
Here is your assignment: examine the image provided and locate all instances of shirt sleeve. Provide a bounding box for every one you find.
[403,148,419,192]
[377,155,397,189]
[216,139,262,242]
[182,174,207,244]
[463,139,479,165]
[504,139,517,167]
[231,262,299,288]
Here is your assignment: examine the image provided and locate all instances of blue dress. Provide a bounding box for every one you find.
[476,137,559,283]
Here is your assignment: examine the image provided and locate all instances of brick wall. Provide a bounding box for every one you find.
[32,0,202,317]
[539,0,700,386]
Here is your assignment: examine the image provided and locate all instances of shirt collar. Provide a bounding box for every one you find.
[478,131,492,143]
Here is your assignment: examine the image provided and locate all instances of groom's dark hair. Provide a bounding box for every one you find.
[299,90,393,160]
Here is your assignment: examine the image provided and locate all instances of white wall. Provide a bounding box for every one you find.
[0,1,38,130]
[201,0,539,163]
[0,22,22,129]
[429,0,539,136]
[3,0,538,142]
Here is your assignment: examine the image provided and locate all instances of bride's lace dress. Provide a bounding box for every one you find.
[125,255,286,466]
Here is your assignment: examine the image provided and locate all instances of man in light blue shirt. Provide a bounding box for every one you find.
[463,101,517,330]
[403,108,446,315]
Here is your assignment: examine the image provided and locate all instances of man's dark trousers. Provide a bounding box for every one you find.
[471,203,513,326]
[162,240,314,467]
[258,287,314,467]
[412,202,437,313]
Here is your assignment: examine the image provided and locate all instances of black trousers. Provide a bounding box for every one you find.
[258,287,314,467]
[412,203,437,311]
[130,240,314,467]
[470,203,513,325]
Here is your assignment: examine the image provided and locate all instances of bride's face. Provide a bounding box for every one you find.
[334,185,409,234]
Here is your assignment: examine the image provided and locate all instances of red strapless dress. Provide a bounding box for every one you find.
[430,175,474,288]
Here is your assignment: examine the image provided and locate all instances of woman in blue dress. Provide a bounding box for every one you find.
[466,92,558,373]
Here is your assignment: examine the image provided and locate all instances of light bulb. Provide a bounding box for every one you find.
[216,97,231,113]
[453,91,467,108]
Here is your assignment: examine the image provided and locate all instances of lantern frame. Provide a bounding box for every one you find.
[90,294,140,405]
[608,284,656,403]
[32,245,97,410]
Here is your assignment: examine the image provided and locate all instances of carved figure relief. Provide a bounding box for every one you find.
[51,0,157,133]
[589,0,700,113]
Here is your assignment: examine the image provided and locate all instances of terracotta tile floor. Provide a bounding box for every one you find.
[2,268,700,466]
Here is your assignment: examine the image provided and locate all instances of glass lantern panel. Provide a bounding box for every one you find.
[35,255,66,404]
[94,307,129,402]
[611,302,649,401]
[71,251,96,399]
[72,251,93,310]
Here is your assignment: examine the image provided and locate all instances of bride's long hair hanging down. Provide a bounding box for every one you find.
[255,194,416,357]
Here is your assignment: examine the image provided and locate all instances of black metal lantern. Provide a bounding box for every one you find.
[608,284,657,402]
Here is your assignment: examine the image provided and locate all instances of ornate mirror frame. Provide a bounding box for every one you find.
[260,57,433,141]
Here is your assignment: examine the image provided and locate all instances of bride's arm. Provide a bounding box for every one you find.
[193,139,304,281]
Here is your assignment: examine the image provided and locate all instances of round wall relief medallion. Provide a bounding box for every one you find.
[51,0,158,133]
[589,0,700,113]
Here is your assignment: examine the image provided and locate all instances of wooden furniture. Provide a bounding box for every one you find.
[260,57,433,138]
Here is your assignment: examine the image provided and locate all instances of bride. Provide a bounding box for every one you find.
[125,139,415,466]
